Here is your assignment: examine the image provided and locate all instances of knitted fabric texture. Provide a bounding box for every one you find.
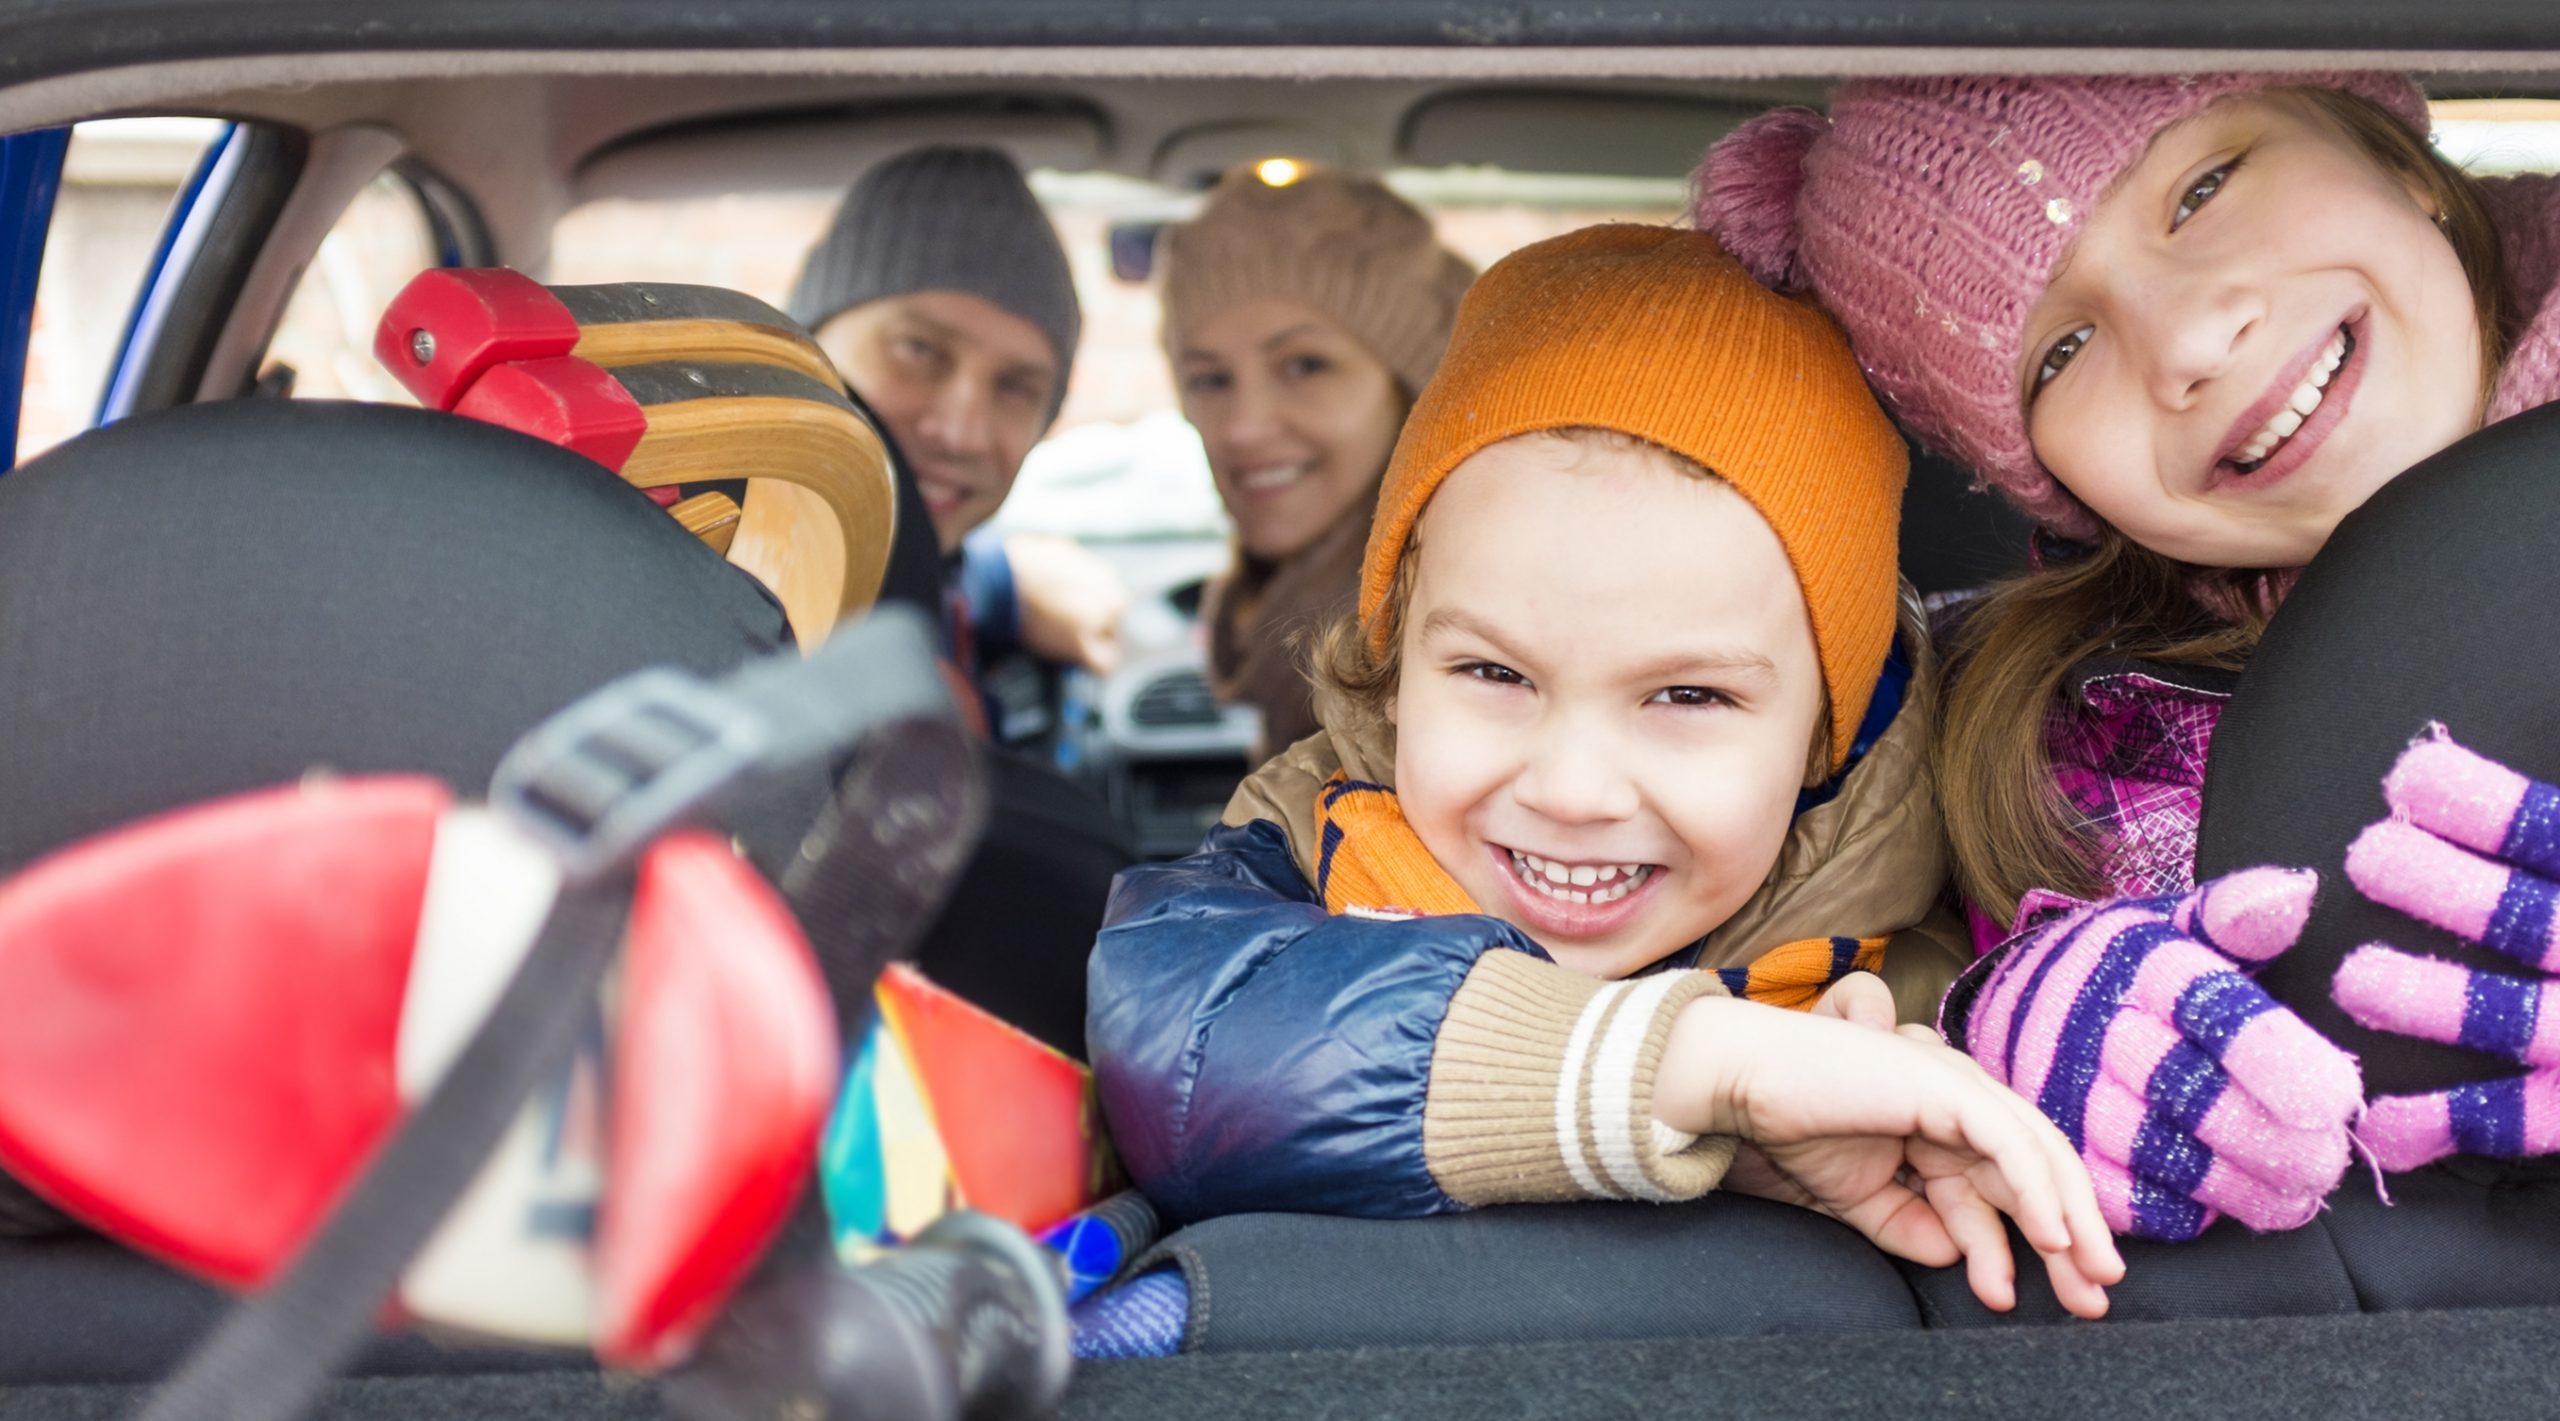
[1361,223,1907,768]
[1312,772,1481,920]
[1422,953,1735,1206]
[1712,935,1887,1012]
[2482,173,2560,423]
[2336,730,2560,1169]
[1311,770,1879,1009]
[1947,867,2361,1241]
[1692,73,2429,538]
[1157,166,1476,398]
[788,145,1082,420]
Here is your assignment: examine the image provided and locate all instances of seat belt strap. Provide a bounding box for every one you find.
[139,606,976,1421]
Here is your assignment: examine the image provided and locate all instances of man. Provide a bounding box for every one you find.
[787,146,1131,1056]
[789,145,1122,690]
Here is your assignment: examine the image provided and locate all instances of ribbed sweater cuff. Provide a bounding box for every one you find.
[1422,951,1737,1206]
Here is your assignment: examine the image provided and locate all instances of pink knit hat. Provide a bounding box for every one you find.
[1693,73,2431,537]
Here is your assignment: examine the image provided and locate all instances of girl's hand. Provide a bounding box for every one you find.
[1656,994,2124,1319]
[2335,729,2560,1168]
[1949,869,2359,1242]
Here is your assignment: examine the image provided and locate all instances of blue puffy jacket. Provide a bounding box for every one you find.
[1090,817,1532,1223]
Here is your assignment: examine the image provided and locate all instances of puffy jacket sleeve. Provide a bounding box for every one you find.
[1089,821,1737,1225]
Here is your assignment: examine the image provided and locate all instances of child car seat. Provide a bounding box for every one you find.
[0,396,830,1378]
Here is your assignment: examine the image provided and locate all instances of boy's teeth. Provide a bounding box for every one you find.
[2234,327,2351,470]
[1507,851,1652,904]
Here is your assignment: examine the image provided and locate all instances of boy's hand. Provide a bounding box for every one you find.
[1810,970,1896,1030]
[1657,994,2124,1319]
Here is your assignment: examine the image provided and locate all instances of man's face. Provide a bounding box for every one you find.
[816,290,1061,554]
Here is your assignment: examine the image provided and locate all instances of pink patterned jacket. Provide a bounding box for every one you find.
[1961,657,2238,956]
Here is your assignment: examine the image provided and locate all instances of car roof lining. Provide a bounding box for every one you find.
[10,45,2560,141]
[16,49,2558,234]
[28,44,2560,417]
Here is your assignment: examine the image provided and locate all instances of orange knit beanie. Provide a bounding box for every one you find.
[1361,223,1907,769]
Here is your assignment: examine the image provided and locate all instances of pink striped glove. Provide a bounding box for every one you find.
[2336,730,2560,1169]
[1946,871,2362,1241]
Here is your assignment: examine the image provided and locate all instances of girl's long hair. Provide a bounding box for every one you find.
[1939,85,2523,926]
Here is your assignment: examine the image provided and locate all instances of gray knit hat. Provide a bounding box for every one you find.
[788,146,1081,421]
[1158,165,1476,397]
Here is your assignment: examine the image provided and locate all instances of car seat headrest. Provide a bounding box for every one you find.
[2197,401,2560,1098]
[377,269,900,647]
[0,398,820,878]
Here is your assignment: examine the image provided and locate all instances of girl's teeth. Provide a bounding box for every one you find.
[2235,327,2352,470]
[1507,851,1651,904]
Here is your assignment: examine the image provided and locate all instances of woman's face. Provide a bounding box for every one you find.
[1175,298,1406,561]
[2018,94,2484,570]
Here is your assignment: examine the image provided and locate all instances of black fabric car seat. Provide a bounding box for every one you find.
[0,396,825,1380]
[1898,445,2032,598]
[2197,400,2560,1099]
[0,397,824,882]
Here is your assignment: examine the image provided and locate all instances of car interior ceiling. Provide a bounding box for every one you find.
[32,54,2554,430]
[19,16,2560,1420]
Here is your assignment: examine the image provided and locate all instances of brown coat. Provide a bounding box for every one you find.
[1201,494,1374,761]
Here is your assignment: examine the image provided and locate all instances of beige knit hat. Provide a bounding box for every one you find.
[1157,166,1476,396]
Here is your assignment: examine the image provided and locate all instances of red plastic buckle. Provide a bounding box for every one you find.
[376,268,580,411]
[451,357,650,472]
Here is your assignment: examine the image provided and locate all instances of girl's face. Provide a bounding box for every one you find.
[2019,94,2483,570]
[1175,298,1406,561]
[1390,435,1826,980]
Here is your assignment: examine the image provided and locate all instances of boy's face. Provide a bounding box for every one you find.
[1391,435,1826,980]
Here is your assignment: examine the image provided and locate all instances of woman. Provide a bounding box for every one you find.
[1158,165,1475,757]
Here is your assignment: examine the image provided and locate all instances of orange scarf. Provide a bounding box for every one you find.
[1313,771,1884,1010]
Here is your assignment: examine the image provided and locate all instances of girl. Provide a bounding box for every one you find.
[1695,73,2560,1241]
[1157,165,1475,757]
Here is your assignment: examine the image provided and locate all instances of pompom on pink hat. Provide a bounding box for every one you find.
[1692,73,2431,538]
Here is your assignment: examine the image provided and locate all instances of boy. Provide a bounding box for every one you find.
[1089,226,2117,1314]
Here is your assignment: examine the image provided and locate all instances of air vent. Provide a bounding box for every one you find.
[1131,669,1223,728]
